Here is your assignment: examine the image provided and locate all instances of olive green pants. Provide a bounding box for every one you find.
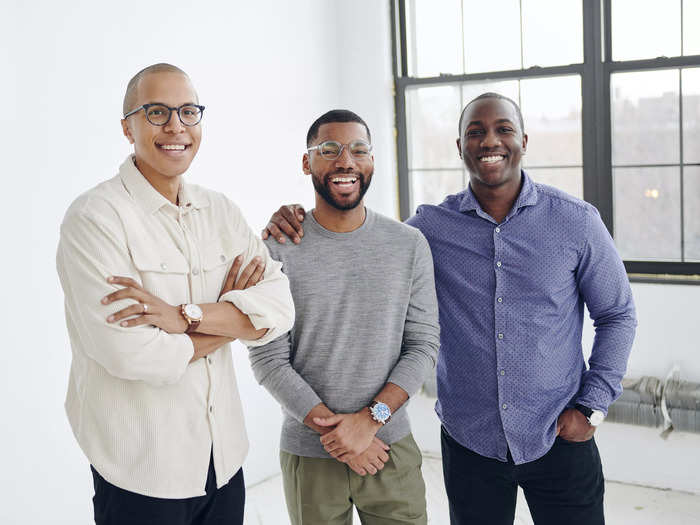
[280,433,427,525]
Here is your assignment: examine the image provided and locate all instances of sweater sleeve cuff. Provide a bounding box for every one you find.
[285,388,323,424]
[388,361,432,399]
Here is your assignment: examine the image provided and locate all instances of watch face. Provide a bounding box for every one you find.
[589,411,605,426]
[372,402,391,422]
[184,304,203,320]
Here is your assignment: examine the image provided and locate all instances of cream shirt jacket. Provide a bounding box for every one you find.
[57,156,294,498]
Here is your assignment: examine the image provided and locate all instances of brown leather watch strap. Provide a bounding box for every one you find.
[186,319,200,334]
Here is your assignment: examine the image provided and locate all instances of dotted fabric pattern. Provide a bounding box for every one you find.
[406,171,636,465]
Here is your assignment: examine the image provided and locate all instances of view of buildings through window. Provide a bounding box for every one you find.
[398,0,700,269]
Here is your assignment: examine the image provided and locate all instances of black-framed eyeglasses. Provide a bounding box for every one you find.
[307,140,373,161]
[123,103,205,126]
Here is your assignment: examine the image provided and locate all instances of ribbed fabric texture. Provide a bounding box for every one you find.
[57,156,295,497]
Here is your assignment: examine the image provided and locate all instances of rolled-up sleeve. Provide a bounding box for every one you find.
[217,202,295,347]
[387,232,441,396]
[57,203,194,387]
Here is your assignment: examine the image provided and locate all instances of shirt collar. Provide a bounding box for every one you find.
[119,155,209,214]
[458,169,539,215]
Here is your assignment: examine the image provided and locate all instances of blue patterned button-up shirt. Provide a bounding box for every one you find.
[406,171,636,464]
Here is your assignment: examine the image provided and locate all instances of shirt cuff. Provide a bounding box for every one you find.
[575,383,613,415]
[218,289,285,347]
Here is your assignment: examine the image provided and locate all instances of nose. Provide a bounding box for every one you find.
[334,145,356,169]
[163,108,185,133]
[481,129,501,148]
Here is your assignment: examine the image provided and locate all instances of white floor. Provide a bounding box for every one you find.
[244,454,700,525]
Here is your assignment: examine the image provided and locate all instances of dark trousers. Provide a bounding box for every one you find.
[91,454,245,525]
[441,426,604,525]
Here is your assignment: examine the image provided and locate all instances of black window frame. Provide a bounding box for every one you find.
[391,0,700,282]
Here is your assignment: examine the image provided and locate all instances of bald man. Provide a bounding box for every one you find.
[57,63,295,525]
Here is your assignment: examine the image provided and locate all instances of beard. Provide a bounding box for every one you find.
[312,169,373,211]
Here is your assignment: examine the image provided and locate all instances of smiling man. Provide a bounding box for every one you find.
[249,110,440,525]
[56,63,294,525]
[409,93,636,525]
[263,93,636,525]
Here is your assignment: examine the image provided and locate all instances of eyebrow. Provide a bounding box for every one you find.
[466,118,515,127]
[144,101,199,107]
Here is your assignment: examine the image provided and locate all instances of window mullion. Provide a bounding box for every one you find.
[582,0,613,232]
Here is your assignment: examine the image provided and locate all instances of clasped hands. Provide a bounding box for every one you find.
[102,255,265,332]
[313,410,390,477]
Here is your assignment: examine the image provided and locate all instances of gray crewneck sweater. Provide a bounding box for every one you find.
[249,208,440,458]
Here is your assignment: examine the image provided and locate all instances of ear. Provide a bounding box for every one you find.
[456,138,462,159]
[521,133,528,153]
[121,119,135,145]
[302,153,311,175]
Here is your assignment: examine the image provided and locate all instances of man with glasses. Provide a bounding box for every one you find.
[56,63,294,525]
[263,94,636,524]
[249,109,440,524]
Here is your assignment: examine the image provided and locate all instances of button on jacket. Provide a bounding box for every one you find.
[57,156,295,498]
[407,171,636,465]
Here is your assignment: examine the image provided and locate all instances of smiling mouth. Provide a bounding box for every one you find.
[157,143,190,151]
[330,176,358,187]
[478,154,506,164]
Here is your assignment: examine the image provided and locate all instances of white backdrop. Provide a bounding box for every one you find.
[1,1,395,523]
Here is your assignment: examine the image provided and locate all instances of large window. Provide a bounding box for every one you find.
[392,0,700,277]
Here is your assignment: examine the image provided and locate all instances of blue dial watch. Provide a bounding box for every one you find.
[369,401,392,425]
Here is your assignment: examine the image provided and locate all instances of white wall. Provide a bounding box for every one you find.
[1,1,396,524]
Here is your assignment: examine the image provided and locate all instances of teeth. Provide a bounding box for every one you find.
[332,177,357,183]
[160,144,186,150]
[480,155,504,163]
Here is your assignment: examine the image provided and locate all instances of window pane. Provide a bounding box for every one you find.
[684,166,700,261]
[611,70,680,166]
[521,76,582,167]
[463,0,521,73]
[682,68,700,164]
[407,85,462,170]
[683,0,700,56]
[411,170,465,209]
[407,0,463,77]
[614,167,681,261]
[522,0,583,67]
[526,167,583,200]
[612,0,681,61]
[460,80,520,110]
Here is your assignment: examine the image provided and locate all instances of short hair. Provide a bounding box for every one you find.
[458,92,525,135]
[122,63,190,116]
[306,109,371,147]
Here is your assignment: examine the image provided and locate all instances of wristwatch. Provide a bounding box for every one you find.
[180,303,203,333]
[574,404,605,427]
[368,401,392,425]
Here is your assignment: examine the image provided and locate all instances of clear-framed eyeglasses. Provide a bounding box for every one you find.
[123,103,205,127]
[307,140,373,161]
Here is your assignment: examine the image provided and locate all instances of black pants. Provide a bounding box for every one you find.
[91,455,245,525]
[441,426,604,525]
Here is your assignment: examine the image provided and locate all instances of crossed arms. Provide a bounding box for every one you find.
[57,200,294,386]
